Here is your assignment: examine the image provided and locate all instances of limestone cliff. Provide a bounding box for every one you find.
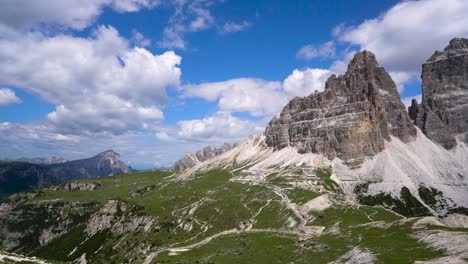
[265,51,415,164]
[409,38,468,149]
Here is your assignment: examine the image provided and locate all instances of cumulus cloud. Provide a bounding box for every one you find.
[0,25,181,134]
[222,21,252,33]
[0,0,159,31]
[177,66,333,143]
[184,78,285,117]
[183,66,334,119]
[0,88,21,106]
[157,112,264,143]
[337,0,468,73]
[296,41,336,60]
[389,71,417,94]
[283,69,331,97]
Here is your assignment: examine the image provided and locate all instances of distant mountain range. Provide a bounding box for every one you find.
[1,156,68,165]
[0,150,131,197]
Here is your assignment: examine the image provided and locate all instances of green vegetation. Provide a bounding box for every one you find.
[355,185,431,217]
[1,168,464,264]
[312,206,402,228]
[286,188,321,205]
[253,201,298,229]
[418,186,441,207]
[156,232,346,264]
[314,168,339,191]
[35,170,172,203]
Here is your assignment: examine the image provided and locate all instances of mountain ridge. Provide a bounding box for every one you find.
[0,150,131,196]
[174,40,468,217]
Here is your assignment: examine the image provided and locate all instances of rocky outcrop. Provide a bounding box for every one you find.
[86,200,156,236]
[0,197,97,251]
[265,51,416,164]
[408,38,468,149]
[174,143,234,171]
[49,182,101,191]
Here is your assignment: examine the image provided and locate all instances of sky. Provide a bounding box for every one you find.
[0,0,467,169]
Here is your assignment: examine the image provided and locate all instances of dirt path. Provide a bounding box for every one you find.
[142,228,300,264]
[143,169,319,264]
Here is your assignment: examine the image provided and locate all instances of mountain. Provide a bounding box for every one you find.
[177,45,468,217]
[0,150,130,196]
[173,142,234,171]
[2,157,68,165]
[409,37,468,149]
[0,41,467,264]
[265,50,416,166]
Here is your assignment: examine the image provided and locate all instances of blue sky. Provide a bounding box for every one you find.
[0,0,467,168]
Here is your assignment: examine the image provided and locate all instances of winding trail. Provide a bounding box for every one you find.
[142,169,320,264]
[143,228,298,264]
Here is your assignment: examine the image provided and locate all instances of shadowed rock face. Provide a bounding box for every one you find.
[409,38,468,149]
[265,51,416,164]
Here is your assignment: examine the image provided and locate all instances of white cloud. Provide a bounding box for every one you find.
[338,0,468,73]
[183,66,333,119]
[389,71,418,94]
[158,112,264,143]
[222,21,252,33]
[0,0,159,31]
[158,0,216,49]
[0,88,21,106]
[0,25,181,134]
[283,69,331,97]
[296,41,336,60]
[184,78,285,117]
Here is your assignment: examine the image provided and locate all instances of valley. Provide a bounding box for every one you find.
[1,163,466,263]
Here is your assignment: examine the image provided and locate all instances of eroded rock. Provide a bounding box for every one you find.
[265,51,415,164]
[409,38,468,149]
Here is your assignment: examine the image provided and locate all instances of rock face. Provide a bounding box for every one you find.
[0,150,130,196]
[408,38,468,149]
[265,51,416,163]
[174,143,234,171]
[49,182,101,191]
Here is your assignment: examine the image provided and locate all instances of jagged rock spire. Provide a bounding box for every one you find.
[265,50,416,164]
[409,38,468,149]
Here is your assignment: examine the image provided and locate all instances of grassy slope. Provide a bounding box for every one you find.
[6,169,460,263]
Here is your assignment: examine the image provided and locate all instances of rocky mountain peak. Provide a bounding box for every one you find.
[409,38,468,149]
[445,37,468,51]
[346,50,379,72]
[97,149,119,157]
[265,50,415,164]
